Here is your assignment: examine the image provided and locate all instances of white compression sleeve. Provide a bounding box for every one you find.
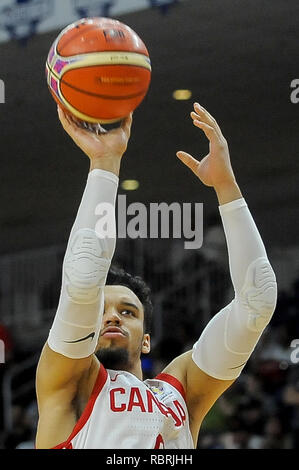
[47,169,118,359]
[192,198,277,380]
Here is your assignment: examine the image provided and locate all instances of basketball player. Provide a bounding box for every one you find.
[35,103,277,449]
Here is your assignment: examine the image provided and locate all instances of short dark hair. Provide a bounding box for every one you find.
[106,265,153,334]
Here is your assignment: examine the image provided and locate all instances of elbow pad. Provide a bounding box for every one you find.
[48,169,118,359]
[239,256,277,332]
[48,229,110,359]
[64,228,111,305]
[192,257,277,380]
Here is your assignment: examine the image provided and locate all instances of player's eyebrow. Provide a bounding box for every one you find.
[119,300,140,312]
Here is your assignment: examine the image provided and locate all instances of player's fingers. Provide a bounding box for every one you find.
[192,119,218,142]
[176,151,200,175]
[57,106,91,140]
[192,103,223,137]
[121,112,133,138]
[194,103,216,123]
[57,106,78,134]
[191,111,222,140]
[57,105,70,129]
[191,108,220,133]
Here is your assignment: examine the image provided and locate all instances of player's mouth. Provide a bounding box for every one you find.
[101,327,127,339]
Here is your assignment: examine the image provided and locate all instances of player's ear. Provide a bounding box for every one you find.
[141,334,150,354]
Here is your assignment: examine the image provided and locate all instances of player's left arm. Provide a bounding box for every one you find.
[162,103,277,440]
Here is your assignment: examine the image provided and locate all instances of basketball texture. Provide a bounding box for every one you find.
[46,17,151,123]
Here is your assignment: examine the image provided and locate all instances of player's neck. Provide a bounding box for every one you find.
[125,360,143,381]
[114,358,142,380]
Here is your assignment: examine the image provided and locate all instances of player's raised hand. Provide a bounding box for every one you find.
[57,106,133,175]
[176,103,237,191]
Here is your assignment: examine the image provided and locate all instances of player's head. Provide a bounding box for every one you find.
[106,265,153,335]
[96,266,153,372]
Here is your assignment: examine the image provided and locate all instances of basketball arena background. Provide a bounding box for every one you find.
[0,0,299,450]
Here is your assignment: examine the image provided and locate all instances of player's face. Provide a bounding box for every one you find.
[97,285,150,367]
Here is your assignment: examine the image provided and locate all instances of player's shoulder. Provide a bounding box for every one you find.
[160,349,192,375]
[155,350,193,395]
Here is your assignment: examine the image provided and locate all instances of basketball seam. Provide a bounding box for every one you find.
[47,62,150,100]
[60,80,148,101]
[47,60,151,76]
[57,50,150,59]
[58,87,128,121]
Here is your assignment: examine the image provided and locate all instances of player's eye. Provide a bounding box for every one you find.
[121,309,134,316]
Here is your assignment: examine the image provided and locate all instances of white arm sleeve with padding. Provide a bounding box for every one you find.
[47,169,118,359]
[192,198,277,380]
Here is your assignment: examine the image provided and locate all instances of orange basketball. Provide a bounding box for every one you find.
[46,17,151,123]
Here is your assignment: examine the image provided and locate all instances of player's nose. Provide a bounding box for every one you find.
[103,308,122,325]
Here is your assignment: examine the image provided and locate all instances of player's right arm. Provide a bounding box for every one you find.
[36,108,132,448]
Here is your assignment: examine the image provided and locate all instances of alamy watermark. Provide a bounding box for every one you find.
[0,79,5,104]
[0,340,5,363]
[290,339,299,364]
[95,195,203,249]
[290,79,299,104]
